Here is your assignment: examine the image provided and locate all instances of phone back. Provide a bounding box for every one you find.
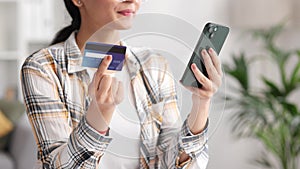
[181,22,229,88]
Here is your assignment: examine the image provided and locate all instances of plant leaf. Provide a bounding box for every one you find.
[262,76,282,97]
[281,101,298,116]
[288,60,300,93]
[252,153,275,169]
[224,53,249,91]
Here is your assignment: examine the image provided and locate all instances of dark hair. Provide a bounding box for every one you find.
[50,0,81,45]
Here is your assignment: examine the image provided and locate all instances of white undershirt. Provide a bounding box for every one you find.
[86,64,141,169]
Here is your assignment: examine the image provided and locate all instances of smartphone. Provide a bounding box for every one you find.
[180,22,229,88]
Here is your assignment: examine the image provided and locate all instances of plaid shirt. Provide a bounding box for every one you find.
[21,32,209,169]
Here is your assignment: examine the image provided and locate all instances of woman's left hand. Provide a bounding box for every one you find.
[182,47,223,135]
[186,48,223,101]
[177,48,223,163]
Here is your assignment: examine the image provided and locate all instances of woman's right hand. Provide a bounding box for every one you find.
[86,55,124,132]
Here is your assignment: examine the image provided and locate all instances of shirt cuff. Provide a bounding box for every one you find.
[179,118,209,158]
[72,116,113,153]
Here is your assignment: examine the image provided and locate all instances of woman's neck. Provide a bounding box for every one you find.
[76,26,121,52]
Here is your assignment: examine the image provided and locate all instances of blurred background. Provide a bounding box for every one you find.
[0,0,299,169]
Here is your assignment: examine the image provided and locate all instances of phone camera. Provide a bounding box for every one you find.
[208,25,218,33]
[208,24,218,39]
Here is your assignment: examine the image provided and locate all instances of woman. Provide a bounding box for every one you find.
[21,0,222,168]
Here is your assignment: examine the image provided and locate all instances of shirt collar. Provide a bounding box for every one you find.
[65,32,86,74]
[124,42,152,79]
[121,41,139,79]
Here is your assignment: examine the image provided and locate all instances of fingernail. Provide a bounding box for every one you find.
[202,50,206,56]
[209,48,213,53]
[106,55,111,60]
[191,63,196,69]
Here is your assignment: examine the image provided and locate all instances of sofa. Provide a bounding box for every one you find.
[0,113,36,169]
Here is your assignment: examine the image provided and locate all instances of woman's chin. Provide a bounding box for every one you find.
[114,17,134,30]
[97,17,134,32]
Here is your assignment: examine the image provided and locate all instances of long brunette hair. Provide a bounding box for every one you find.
[50,0,81,45]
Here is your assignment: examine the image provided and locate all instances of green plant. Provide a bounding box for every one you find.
[224,23,300,169]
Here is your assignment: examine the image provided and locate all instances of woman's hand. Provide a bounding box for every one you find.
[186,48,223,101]
[185,48,223,134]
[86,55,124,132]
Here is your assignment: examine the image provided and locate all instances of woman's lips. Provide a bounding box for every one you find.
[117,9,134,16]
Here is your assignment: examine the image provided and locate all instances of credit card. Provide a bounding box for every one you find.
[82,42,126,71]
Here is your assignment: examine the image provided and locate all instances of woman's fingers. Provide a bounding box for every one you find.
[114,81,124,104]
[94,76,124,105]
[98,75,112,96]
[208,48,223,76]
[201,49,219,79]
[94,55,112,86]
[184,82,214,99]
[111,77,118,94]
[110,77,124,105]
[191,63,210,87]
[200,48,223,88]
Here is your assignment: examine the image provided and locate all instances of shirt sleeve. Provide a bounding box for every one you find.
[21,57,112,169]
[178,118,209,169]
[156,57,209,169]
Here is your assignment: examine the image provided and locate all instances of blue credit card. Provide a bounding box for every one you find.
[82,42,126,71]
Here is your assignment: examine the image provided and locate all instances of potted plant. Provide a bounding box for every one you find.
[224,23,300,169]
